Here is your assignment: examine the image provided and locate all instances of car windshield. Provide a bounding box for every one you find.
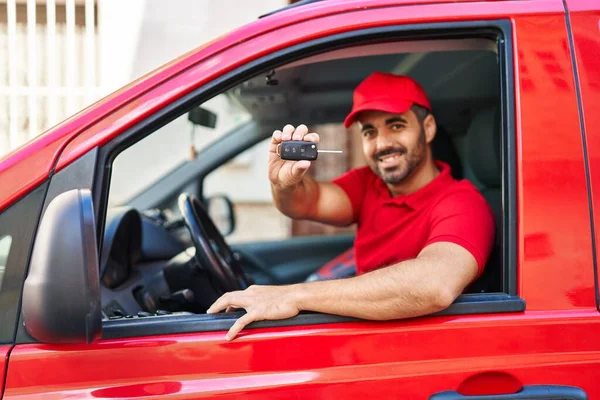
[108,93,251,206]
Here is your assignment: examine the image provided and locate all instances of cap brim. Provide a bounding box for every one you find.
[343,99,414,128]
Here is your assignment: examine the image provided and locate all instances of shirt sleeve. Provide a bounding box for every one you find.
[425,187,496,277]
[332,167,369,223]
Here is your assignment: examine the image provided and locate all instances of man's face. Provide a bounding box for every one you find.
[358,109,432,185]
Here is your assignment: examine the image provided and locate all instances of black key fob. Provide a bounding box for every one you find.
[277,141,318,161]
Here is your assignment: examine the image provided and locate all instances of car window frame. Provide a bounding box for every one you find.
[91,19,520,340]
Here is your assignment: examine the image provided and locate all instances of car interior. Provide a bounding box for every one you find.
[100,36,505,321]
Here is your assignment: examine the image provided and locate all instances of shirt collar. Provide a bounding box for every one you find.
[375,161,454,209]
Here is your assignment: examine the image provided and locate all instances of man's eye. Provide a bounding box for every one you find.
[391,124,404,130]
[363,130,375,138]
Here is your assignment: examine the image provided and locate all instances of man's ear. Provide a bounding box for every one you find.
[423,114,437,144]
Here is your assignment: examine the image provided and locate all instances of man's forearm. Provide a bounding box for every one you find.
[208,243,478,340]
[292,257,456,320]
[271,175,320,220]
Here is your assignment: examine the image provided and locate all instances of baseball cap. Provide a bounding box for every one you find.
[343,72,431,128]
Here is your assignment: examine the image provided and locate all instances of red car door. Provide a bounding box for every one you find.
[4,1,600,399]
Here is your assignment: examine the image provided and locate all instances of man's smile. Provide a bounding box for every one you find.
[375,149,406,170]
[378,153,403,167]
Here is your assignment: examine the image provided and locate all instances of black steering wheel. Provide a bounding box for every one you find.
[178,193,250,293]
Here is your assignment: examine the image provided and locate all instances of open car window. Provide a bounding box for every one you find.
[98,22,519,338]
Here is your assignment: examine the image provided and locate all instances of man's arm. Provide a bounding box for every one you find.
[269,124,354,226]
[207,241,478,340]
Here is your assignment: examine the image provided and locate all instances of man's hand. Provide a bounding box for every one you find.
[268,124,320,190]
[267,124,352,225]
[207,285,301,341]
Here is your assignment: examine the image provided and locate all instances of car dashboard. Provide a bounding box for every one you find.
[100,207,195,318]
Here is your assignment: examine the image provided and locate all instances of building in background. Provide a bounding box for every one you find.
[0,0,100,152]
[0,0,287,154]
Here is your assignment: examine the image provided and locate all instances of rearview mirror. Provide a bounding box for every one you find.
[22,189,102,344]
[206,195,235,237]
[188,107,217,129]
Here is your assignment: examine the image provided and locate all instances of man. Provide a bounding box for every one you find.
[208,72,495,340]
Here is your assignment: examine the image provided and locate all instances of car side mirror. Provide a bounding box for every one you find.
[22,189,102,344]
[205,195,235,237]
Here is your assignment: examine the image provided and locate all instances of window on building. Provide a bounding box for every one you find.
[0,1,99,154]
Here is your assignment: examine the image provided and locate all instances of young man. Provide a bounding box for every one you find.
[208,72,495,340]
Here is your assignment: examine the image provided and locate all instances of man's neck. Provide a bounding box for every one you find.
[386,159,440,197]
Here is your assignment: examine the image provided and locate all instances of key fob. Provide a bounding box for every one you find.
[277,141,318,161]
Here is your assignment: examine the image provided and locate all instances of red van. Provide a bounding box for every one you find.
[0,0,599,398]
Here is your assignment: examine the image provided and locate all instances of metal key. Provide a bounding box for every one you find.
[276,141,343,161]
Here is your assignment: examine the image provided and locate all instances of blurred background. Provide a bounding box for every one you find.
[0,0,358,243]
[0,0,288,154]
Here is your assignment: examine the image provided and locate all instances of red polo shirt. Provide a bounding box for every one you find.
[332,161,495,276]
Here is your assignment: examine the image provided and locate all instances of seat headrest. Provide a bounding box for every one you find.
[465,106,501,188]
[431,126,463,180]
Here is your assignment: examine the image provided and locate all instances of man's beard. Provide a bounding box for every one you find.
[370,127,427,185]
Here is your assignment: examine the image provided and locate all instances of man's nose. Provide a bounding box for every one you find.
[375,134,393,152]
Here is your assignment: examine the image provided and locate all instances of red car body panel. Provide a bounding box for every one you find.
[5,311,600,399]
[514,12,596,311]
[2,0,600,398]
[0,0,562,213]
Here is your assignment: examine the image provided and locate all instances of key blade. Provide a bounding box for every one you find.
[317,150,343,154]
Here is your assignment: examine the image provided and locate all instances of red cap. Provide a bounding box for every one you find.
[344,72,431,128]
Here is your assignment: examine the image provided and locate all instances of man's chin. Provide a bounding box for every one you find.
[368,164,408,184]
[380,170,407,185]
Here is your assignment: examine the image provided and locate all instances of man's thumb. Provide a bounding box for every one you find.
[290,160,311,179]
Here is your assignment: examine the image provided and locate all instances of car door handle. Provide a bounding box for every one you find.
[430,385,587,400]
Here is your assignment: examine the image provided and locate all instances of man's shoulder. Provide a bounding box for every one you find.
[434,178,493,212]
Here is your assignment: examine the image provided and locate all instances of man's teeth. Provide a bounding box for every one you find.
[379,154,401,162]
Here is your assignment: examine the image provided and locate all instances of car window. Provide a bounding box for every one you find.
[0,235,12,292]
[98,29,514,336]
[108,93,251,206]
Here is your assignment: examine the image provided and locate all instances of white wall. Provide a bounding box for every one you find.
[102,0,287,85]
[98,0,146,94]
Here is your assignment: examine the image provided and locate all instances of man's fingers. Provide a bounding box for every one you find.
[269,125,315,164]
[207,293,236,314]
[282,124,295,141]
[303,132,320,144]
[271,130,282,144]
[269,130,283,154]
[226,313,257,341]
[291,160,311,179]
[293,124,308,140]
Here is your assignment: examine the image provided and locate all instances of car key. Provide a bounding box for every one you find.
[277,141,343,161]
